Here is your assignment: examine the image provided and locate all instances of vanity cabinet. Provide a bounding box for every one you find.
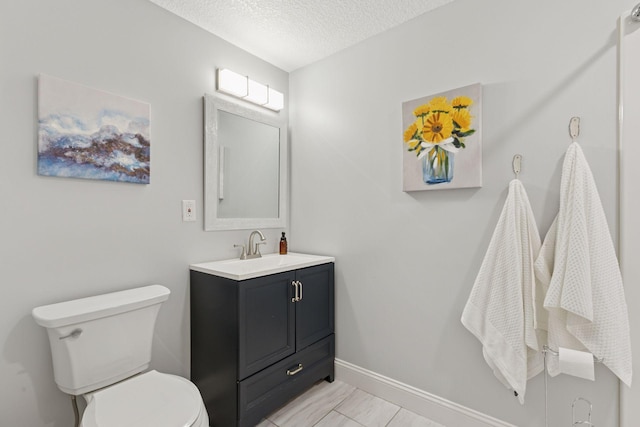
[190,262,335,427]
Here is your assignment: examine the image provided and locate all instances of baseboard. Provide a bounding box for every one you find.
[335,359,516,427]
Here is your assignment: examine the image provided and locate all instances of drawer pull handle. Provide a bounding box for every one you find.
[286,363,303,376]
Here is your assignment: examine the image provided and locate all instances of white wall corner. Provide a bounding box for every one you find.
[335,359,516,427]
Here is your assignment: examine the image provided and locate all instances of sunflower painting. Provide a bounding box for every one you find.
[402,83,482,191]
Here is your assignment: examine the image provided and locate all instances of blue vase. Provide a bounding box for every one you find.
[422,146,454,184]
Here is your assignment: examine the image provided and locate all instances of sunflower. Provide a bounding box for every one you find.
[404,122,418,142]
[421,112,453,143]
[452,108,472,131]
[413,104,430,117]
[428,96,452,113]
[405,138,423,156]
[452,96,473,109]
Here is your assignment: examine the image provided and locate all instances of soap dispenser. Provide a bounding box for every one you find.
[279,232,288,255]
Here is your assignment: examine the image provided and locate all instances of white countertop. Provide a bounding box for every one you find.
[190,252,335,281]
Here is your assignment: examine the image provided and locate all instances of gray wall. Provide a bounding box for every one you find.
[0,1,287,426]
[289,0,630,426]
[1,0,634,426]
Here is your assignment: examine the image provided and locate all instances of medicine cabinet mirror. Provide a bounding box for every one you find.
[204,94,287,231]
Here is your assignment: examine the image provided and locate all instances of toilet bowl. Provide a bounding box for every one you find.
[81,370,208,427]
[32,285,209,427]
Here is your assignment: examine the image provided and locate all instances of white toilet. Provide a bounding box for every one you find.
[32,284,209,427]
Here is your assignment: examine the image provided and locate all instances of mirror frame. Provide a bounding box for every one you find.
[204,94,288,231]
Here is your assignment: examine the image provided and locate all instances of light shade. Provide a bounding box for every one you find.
[245,79,269,105]
[217,69,248,97]
[265,88,284,111]
[217,68,284,112]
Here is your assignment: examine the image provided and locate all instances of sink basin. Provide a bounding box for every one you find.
[190,252,335,280]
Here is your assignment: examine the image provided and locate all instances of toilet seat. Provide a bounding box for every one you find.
[81,370,208,427]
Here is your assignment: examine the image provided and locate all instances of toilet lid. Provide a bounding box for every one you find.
[82,370,203,427]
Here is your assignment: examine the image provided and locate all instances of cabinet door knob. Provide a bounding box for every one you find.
[286,363,304,376]
[298,281,303,301]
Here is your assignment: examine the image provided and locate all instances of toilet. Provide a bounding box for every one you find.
[32,284,209,427]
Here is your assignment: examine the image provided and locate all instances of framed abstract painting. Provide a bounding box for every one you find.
[38,74,150,184]
[402,83,482,191]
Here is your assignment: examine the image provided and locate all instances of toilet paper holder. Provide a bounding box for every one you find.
[572,397,594,427]
[542,346,602,427]
[543,346,604,363]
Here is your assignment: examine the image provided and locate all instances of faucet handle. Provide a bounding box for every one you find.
[255,241,267,256]
[234,244,247,260]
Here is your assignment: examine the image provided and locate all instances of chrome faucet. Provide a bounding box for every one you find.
[247,230,266,259]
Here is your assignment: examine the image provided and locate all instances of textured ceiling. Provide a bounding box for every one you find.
[148,0,454,71]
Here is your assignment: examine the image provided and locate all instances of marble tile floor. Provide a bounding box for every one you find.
[256,380,446,427]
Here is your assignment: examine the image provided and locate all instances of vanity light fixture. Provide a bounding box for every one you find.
[217,68,284,112]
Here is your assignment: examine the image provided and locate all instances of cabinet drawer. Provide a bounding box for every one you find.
[238,334,334,426]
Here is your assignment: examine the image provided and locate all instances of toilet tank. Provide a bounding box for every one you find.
[32,285,170,395]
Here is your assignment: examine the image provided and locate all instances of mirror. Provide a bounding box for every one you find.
[204,94,287,231]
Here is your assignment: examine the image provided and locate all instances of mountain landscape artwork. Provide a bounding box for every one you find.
[38,74,150,184]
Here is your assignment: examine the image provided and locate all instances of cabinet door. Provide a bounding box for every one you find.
[295,263,335,350]
[239,271,296,380]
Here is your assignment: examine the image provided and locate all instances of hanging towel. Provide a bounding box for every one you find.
[534,142,632,386]
[462,179,544,404]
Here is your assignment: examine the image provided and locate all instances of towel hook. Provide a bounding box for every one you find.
[512,154,522,179]
[569,117,580,142]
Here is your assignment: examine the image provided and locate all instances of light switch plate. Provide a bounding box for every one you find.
[182,200,196,222]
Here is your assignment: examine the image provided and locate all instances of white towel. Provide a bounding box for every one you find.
[462,179,544,403]
[534,142,632,386]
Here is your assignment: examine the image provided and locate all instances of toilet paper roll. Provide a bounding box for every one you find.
[558,347,595,381]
